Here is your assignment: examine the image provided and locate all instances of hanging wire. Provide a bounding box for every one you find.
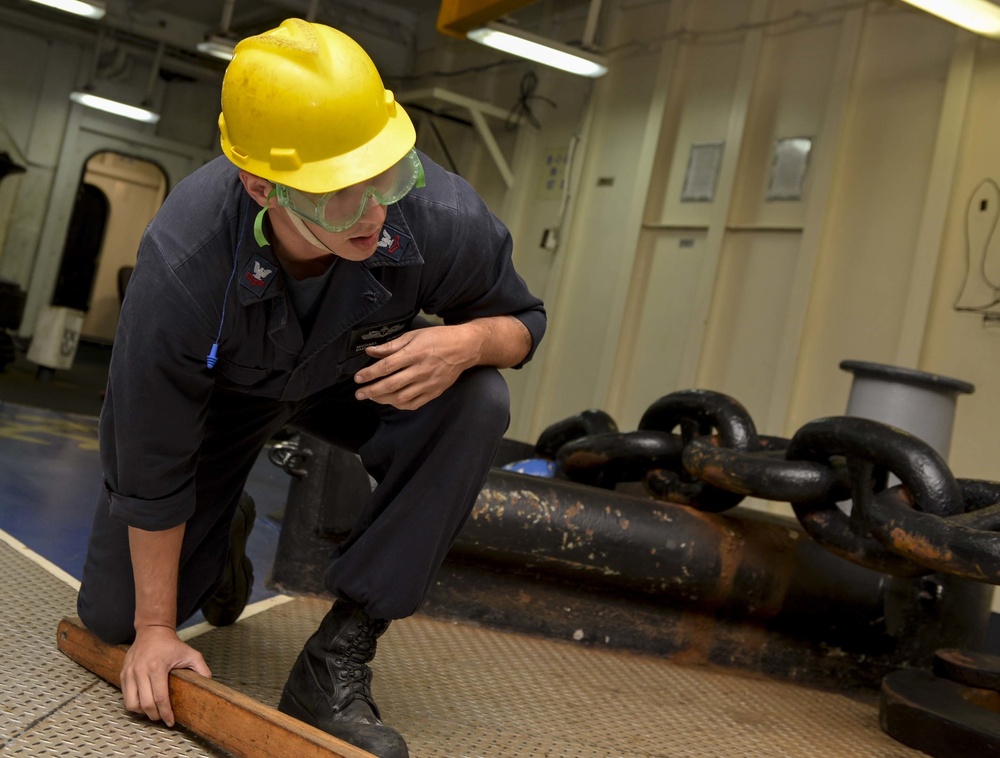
[604,0,872,59]
[953,178,1000,316]
[505,71,556,131]
[388,58,524,86]
[425,116,460,175]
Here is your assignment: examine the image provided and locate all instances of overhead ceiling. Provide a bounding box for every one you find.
[0,0,452,80]
[147,0,444,30]
[0,0,608,88]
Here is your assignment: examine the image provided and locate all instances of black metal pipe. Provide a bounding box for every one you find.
[449,469,888,627]
[269,435,997,690]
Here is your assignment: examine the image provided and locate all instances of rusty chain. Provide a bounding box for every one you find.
[537,389,1000,583]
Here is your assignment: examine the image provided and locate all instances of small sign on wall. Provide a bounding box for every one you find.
[767,137,813,201]
[681,141,725,202]
[538,147,568,200]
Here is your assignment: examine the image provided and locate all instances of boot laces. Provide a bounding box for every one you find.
[336,620,381,703]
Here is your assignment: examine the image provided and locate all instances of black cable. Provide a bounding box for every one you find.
[506,70,556,131]
[953,178,1000,314]
[426,116,460,176]
[387,58,523,85]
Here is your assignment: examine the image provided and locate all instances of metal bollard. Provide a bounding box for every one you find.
[842,361,1000,753]
[841,360,973,462]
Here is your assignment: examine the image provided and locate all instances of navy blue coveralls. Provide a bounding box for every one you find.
[77,152,546,643]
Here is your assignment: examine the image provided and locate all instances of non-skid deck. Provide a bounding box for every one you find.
[1,535,923,758]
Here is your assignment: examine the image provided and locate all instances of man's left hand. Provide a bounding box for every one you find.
[354,325,480,410]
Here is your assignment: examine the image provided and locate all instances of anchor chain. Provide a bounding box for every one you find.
[537,389,1000,583]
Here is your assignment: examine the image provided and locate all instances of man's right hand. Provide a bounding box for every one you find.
[120,625,213,727]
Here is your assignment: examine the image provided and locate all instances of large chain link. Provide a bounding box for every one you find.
[538,390,1000,583]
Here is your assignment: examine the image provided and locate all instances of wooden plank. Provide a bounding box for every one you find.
[56,616,376,758]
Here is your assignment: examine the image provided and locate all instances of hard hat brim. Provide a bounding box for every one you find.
[220,102,416,195]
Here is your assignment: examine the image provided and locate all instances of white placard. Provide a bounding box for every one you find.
[767,137,813,201]
[681,142,724,202]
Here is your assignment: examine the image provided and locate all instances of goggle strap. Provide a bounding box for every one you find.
[414,155,426,190]
[254,188,277,247]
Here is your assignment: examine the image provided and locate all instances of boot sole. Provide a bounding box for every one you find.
[277,687,311,721]
[202,492,256,626]
[278,689,409,758]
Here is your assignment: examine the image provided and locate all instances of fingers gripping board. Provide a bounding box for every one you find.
[56,616,375,758]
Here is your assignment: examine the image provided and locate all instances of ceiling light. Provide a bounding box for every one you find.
[24,0,105,20]
[467,22,608,78]
[69,92,161,124]
[197,35,237,61]
[899,0,1000,37]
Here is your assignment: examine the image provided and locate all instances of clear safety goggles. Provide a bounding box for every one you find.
[275,149,424,233]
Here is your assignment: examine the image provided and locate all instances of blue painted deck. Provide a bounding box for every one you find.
[0,401,286,624]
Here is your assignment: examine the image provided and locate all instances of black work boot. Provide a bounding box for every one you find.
[202,491,255,626]
[278,600,408,758]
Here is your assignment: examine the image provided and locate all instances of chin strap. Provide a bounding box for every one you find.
[284,207,339,254]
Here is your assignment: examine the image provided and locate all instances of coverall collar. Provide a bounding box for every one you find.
[235,199,423,311]
[232,196,424,359]
[363,202,423,269]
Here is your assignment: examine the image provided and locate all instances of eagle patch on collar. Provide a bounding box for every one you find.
[375,225,410,260]
[239,255,277,297]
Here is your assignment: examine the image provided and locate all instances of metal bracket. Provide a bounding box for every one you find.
[880,648,1000,757]
[269,438,312,478]
[398,87,516,188]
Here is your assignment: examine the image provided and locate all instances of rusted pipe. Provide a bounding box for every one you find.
[449,470,887,626]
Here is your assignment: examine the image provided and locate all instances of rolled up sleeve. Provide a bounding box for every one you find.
[100,233,216,531]
[415,174,546,367]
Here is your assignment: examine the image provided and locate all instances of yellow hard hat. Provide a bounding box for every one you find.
[219,19,415,194]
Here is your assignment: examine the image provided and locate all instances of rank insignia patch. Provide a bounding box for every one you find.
[375,225,410,260]
[239,255,277,297]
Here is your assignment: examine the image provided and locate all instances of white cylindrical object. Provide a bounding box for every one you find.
[27,305,86,370]
[840,366,991,650]
[840,360,974,461]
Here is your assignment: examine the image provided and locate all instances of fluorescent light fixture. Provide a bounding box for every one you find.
[69,92,161,124]
[197,35,237,61]
[467,22,608,78]
[899,0,1000,37]
[24,0,105,20]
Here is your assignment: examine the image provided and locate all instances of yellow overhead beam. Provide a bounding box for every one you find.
[437,0,539,38]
